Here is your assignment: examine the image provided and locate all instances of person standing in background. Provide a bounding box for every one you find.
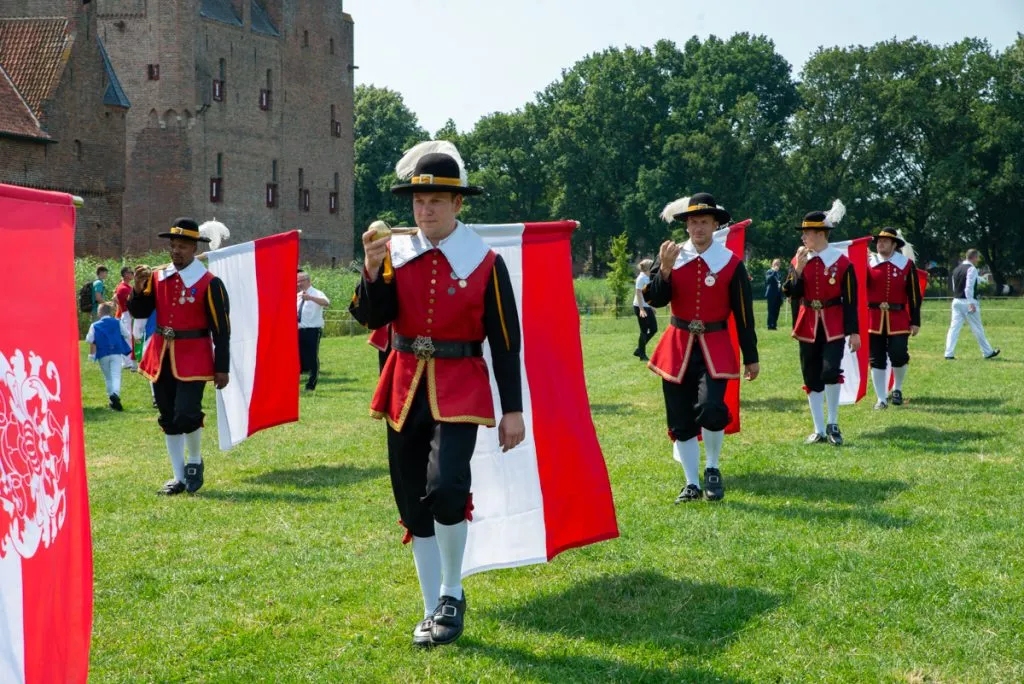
[764,258,784,330]
[297,269,331,391]
[944,248,1000,360]
[91,265,108,319]
[632,258,657,361]
[86,302,131,411]
[113,266,137,370]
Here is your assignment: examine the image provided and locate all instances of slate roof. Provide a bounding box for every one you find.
[98,38,130,108]
[250,0,280,37]
[200,0,243,27]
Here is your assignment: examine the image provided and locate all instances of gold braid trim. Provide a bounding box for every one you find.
[492,266,511,350]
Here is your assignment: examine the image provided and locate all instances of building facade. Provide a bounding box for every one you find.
[0,0,129,257]
[97,0,355,264]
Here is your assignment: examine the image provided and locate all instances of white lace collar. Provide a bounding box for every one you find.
[159,258,208,288]
[389,221,491,279]
[808,245,842,269]
[870,252,908,270]
[672,239,732,274]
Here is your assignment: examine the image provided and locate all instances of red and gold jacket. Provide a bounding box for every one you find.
[128,259,231,382]
[867,253,921,335]
[785,247,858,343]
[644,241,758,381]
[350,223,522,431]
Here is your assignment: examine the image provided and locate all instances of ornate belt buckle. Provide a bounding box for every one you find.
[811,299,824,311]
[411,335,435,360]
[880,302,890,310]
[162,327,175,340]
[687,319,706,335]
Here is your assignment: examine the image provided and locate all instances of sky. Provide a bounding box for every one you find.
[343,0,1022,134]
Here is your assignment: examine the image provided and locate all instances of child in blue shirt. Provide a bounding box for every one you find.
[86,302,132,411]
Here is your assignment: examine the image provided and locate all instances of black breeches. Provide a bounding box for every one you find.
[153,355,206,435]
[869,333,909,369]
[799,325,846,392]
[662,348,730,442]
[634,306,658,353]
[386,384,479,538]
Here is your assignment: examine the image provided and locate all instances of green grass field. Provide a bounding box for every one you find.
[84,300,1024,683]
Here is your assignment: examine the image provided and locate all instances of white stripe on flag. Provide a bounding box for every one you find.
[0,552,25,683]
[462,224,547,577]
[208,241,260,449]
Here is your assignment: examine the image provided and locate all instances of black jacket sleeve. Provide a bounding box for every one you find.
[126,274,156,319]
[730,262,759,365]
[349,262,399,330]
[841,264,859,335]
[906,261,922,327]
[782,267,804,300]
[643,264,673,308]
[205,276,231,374]
[484,255,523,414]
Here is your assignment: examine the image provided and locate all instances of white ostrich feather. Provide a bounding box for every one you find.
[660,196,690,224]
[897,230,916,262]
[824,199,846,227]
[199,220,230,251]
[395,140,467,184]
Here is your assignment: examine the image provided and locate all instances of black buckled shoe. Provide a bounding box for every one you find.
[429,593,466,646]
[157,479,186,496]
[109,394,123,411]
[412,617,434,648]
[805,432,827,444]
[826,424,844,446]
[184,462,205,493]
[985,348,1001,360]
[674,484,703,504]
[703,468,725,502]
[873,400,888,410]
[890,390,903,406]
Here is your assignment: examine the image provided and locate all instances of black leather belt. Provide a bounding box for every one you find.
[392,334,483,360]
[155,326,209,340]
[670,317,728,334]
[801,297,843,311]
[869,302,904,311]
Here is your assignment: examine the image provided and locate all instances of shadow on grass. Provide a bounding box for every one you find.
[742,397,806,412]
[589,403,639,416]
[485,571,780,653]
[728,473,908,506]
[245,464,387,489]
[198,489,328,504]
[858,425,989,452]
[461,642,752,683]
[310,372,358,386]
[82,406,121,422]
[727,500,911,530]
[909,395,1020,415]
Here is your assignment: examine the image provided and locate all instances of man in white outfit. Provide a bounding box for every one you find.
[944,248,1000,360]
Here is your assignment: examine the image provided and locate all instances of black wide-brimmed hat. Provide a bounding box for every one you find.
[390,141,482,196]
[158,217,210,243]
[797,199,846,231]
[872,227,906,249]
[662,192,731,225]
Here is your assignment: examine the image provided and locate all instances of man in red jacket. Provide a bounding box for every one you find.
[128,218,230,495]
[350,141,525,648]
[867,228,922,409]
[644,192,759,504]
[783,201,860,446]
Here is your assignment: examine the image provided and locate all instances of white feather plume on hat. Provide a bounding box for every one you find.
[897,229,917,262]
[660,196,690,224]
[395,140,468,184]
[199,220,230,251]
[824,199,846,227]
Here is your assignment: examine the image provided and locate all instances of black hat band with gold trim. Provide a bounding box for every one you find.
[411,174,464,187]
[166,225,202,239]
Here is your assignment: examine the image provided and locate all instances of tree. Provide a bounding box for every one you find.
[606,232,634,317]
[353,85,426,255]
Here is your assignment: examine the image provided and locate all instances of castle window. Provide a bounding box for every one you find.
[303,30,309,47]
[266,184,277,208]
[330,38,334,55]
[213,58,226,102]
[331,105,341,137]
[210,178,222,203]
[74,140,82,161]
[147,64,159,80]
[260,68,272,110]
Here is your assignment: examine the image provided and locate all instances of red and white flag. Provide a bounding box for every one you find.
[716,220,750,435]
[886,268,930,391]
[206,231,300,450]
[829,236,872,405]
[0,184,92,683]
[454,221,618,576]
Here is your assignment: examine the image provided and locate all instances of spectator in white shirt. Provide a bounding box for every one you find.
[297,270,331,390]
[944,248,1000,360]
[632,258,657,361]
